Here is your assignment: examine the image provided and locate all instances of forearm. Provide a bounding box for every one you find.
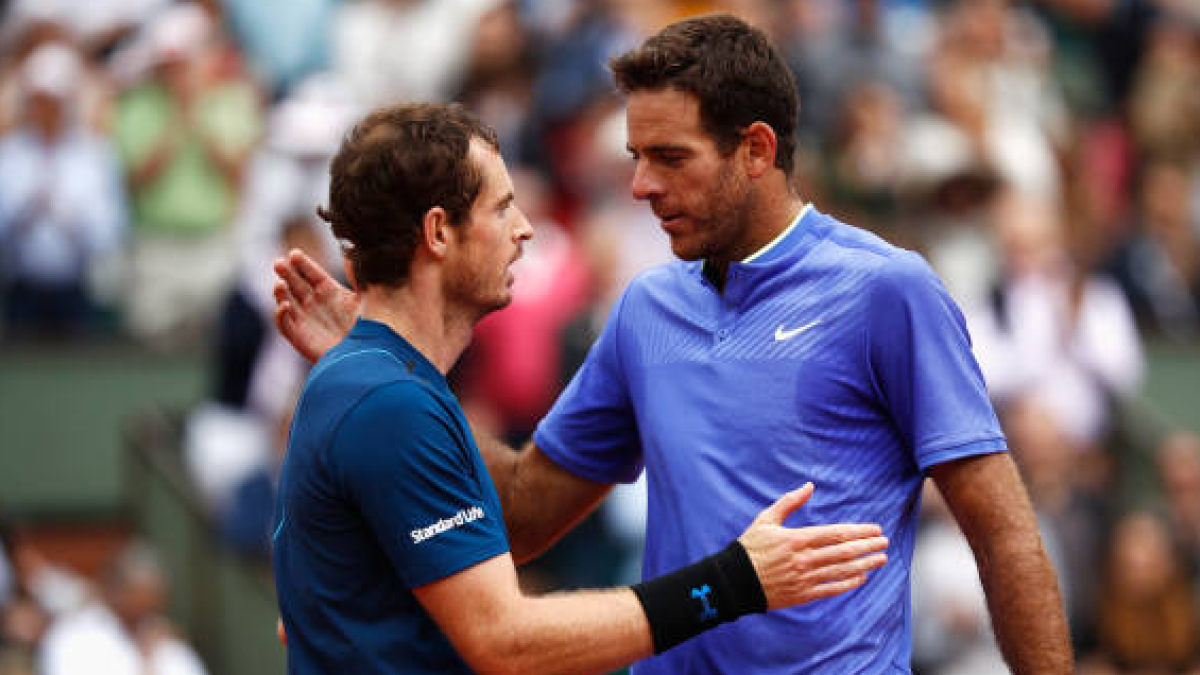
[471,589,652,675]
[936,455,1073,674]
[975,520,1072,673]
[473,433,609,564]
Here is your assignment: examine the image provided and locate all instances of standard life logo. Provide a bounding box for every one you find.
[411,506,486,544]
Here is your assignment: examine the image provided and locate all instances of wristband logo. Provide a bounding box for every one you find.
[410,506,486,544]
[691,585,718,621]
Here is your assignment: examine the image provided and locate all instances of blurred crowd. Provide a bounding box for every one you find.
[1,0,1199,672]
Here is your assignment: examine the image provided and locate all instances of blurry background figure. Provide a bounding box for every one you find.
[0,41,125,340]
[818,80,907,240]
[112,3,262,349]
[37,543,206,675]
[1158,433,1200,583]
[1127,14,1200,166]
[1106,159,1200,341]
[219,0,339,99]
[905,0,1065,206]
[331,0,500,107]
[1087,512,1199,674]
[456,0,539,165]
[0,17,122,136]
[969,189,1145,455]
[784,0,925,145]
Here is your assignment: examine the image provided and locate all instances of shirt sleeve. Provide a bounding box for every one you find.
[332,382,509,589]
[866,251,1007,471]
[534,291,643,484]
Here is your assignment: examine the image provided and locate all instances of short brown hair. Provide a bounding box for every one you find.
[317,103,500,288]
[610,14,799,175]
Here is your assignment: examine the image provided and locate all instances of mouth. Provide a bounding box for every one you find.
[658,214,688,236]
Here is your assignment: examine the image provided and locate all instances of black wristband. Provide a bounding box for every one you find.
[630,540,768,654]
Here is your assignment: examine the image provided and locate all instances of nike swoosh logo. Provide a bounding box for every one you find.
[774,320,821,341]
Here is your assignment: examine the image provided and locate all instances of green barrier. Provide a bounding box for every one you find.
[125,408,286,675]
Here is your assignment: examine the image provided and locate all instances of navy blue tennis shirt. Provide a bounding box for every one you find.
[273,319,509,675]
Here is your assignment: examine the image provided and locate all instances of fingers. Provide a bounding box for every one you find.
[754,482,813,527]
[795,523,884,548]
[804,574,871,602]
[289,248,331,290]
[803,535,889,569]
[804,550,888,585]
[275,253,315,306]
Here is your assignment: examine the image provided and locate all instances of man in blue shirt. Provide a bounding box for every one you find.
[273,102,889,675]
[274,15,1072,674]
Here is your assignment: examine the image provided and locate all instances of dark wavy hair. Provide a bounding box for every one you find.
[317,103,499,288]
[610,14,799,175]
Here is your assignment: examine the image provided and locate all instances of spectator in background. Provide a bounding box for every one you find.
[331,0,500,107]
[113,3,261,348]
[0,19,121,136]
[38,542,206,675]
[783,0,925,144]
[0,41,126,339]
[1128,13,1200,164]
[217,0,338,98]
[818,80,907,238]
[969,189,1145,454]
[1107,158,1200,340]
[1088,511,1199,674]
[456,0,540,165]
[1158,432,1200,580]
[905,0,1064,205]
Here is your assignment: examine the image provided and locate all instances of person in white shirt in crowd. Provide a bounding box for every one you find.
[0,41,125,338]
[38,543,206,675]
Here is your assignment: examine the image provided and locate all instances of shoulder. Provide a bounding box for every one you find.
[332,380,467,481]
[811,215,940,298]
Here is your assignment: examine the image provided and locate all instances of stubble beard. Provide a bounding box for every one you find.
[677,163,754,264]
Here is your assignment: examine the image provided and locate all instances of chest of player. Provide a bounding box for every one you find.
[623,285,883,446]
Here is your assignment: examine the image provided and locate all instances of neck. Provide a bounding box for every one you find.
[705,190,807,291]
[359,281,474,375]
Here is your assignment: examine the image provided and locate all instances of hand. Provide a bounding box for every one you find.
[739,483,888,610]
[273,249,360,362]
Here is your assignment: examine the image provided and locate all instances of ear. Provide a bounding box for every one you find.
[421,206,452,260]
[741,121,778,179]
[342,256,358,292]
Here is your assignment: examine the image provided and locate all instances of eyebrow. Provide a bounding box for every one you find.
[493,191,515,209]
[626,143,690,156]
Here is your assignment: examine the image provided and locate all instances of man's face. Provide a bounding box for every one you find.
[625,88,753,263]
[445,139,533,316]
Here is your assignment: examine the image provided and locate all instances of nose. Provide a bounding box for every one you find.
[630,160,662,202]
[514,207,534,242]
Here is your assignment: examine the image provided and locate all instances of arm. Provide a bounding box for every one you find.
[415,484,888,675]
[930,453,1073,674]
[473,433,612,564]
